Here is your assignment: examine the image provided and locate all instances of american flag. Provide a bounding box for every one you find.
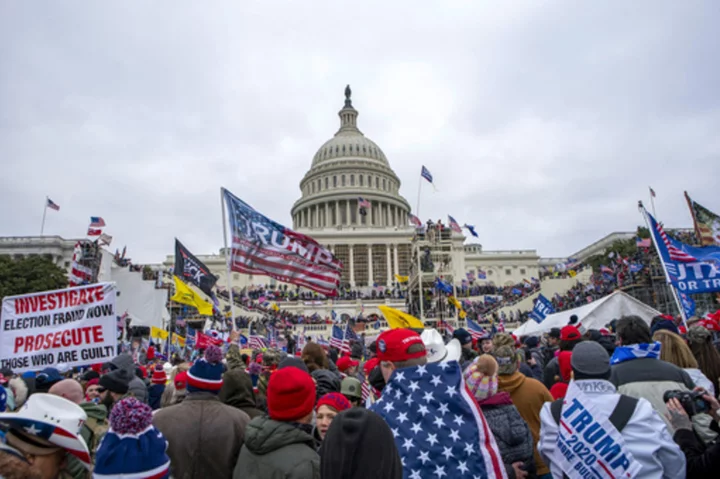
[329,324,346,351]
[361,380,372,403]
[466,317,489,340]
[89,216,106,227]
[448,215,462,234]
[315,335,329,348]
[440,320,455,336]
[409,213,423,227]
[223,188,342,297]
[358,197,371,209]
[636,237,651,248]
[421,165,433,184]
[248,334,268,350]
[496,317,506,333]
[654,220,697,262]
[46,198,60,211]
[370,362,507,478]
[68,262,93,286]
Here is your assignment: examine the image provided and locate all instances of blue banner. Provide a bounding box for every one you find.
[646,210,720,294]
[529,294,555,323]
[679,292,696,319]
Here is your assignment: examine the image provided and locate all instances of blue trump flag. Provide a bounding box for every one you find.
[679,292,696,319]
[370,361,507,478]
[645,209,720,294]
[529,294,555,323]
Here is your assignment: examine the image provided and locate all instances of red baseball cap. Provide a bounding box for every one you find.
[376,329,426,362]
[363,357,380,376]
[336,356,359,373]
[560,325,582,341]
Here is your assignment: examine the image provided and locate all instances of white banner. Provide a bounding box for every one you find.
[1,283,118,373]
[555,380,641,479]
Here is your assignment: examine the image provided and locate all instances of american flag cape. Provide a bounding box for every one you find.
[370,361,507,479]
[223,188,342,296]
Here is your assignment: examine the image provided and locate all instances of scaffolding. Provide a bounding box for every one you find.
[74,240,103,284]
[406,227,458,323]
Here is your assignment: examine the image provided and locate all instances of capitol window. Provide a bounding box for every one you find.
[325,177,329,189]
[333,176,337,187]
[350,174,355,186]
[505,269,511,275]
[382,178,386,190]
[359,175,364,186]
[375,177,379,188]
[368,175,372,186]
[520,268,526,275]
[342,175,346,186]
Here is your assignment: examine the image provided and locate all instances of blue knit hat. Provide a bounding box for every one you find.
[93,397,170,479]
[187,345,224,393]
[650,318,679,337]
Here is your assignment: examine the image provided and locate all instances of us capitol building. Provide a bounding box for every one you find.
[1,87,633,317]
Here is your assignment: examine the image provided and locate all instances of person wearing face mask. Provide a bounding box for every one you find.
[465,355,536,479]
[313,393,352,447]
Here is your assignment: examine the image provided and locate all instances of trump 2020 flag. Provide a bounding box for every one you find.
[223,188,342,296]
[529,294,555,323]
[370,361,507,479]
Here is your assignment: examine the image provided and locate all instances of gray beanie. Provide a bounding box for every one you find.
[571,341,611,378]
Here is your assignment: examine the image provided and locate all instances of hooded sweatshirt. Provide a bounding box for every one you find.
[110,353,147,403]
[498,371,553,476]
[220,369,264,419]
[320,408,402,479]
[233,416,320,479]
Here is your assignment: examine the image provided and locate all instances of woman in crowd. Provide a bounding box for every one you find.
[653,329,715,395]
[464,355,536,478]
[313,393,352,447]
[687,326,720,397]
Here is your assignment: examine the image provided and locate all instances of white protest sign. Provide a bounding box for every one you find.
[555,381,642,479]
[1,283,117,373]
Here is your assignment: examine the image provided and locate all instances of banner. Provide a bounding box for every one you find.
[529,294,555,323]
[223,188,342,297]
[174,239,218,296]
[555,381,641,478]
[646,209,720,294]
[0,283,118,373]
[170,276,214,315]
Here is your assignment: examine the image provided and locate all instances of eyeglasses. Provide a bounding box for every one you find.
[96,387,107,393]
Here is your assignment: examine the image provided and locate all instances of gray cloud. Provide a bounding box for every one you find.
[1,1,718,263]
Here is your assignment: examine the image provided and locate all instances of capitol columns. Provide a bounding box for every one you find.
[325,202,330,227]
[393,244,399,278]
[386,243,392,287]
[367,245,374,286]
[349,244,355,287]
[315,204,320,228]
[345,200,350,226]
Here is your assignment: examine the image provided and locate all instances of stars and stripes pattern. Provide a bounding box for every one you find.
[448,215,463,234]
[248,334,268,350]
[654,219,697,262]
[89,216,106,227]
[223,188,342,297]
[7,418,91,468]
[358,197,371,209]
[370,361,507,479]
[46,198,60,211]
[409,214,423,227]
[466,317,489,340]
[421,165,433,183]
[329,324,346,351]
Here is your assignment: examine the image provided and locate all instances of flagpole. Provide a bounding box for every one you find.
[220,188,237,331]
[40,197,48,236]
[649,187,657,218]
[415,174,422,221]
[639,204,687,325]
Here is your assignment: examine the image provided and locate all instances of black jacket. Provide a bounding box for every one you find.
[673,420,720,478]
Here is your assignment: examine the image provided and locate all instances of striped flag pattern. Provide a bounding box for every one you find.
[466,317,489,340]
[223,188,342,297]
[329,324,346,350]
[655,220,697,262]
[448,215,463,233]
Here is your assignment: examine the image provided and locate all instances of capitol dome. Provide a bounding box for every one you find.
[291,86,412,232]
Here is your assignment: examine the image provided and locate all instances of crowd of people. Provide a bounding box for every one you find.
[2,312,720,478]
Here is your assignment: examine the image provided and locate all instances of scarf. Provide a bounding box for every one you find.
[609,341,662,365]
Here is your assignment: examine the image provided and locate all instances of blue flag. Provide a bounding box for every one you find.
[434,278,453,295]
[463,224,479,238]
[679,292,696,319]
[370,362,506,478]
[529,294,555,323]
[646,209,720,294]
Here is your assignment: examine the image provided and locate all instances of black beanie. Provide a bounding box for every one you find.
[99,369,132,394]
[320,408,403,479]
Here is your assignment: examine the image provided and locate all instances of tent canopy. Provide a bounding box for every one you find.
[512,291,661,337]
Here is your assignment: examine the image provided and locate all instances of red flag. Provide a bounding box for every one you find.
[87,228,102,236]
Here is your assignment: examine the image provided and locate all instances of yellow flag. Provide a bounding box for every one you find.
[448,296,462,310]
[271,302,280,312]
[151,326,169,341]
[394,274,409,283]
[171,276,214,316]
[568,270,577,277]
[378,305,425,329]
[172,335,186,348]
[459,310,467,319]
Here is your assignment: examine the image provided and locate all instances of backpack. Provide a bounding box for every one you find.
[83,415,110,459]
[549,395,638,479]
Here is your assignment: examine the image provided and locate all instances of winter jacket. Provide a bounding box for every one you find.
[610,356,695,432]
[478,392,536,479]
[460,347,479,368]
[539,379,686,478]
[520,362,543,381]
[220,368,264,419]
[498,371,554,476]
[233,416,320,479]
[110,353,147,403]
[153,391,250,479]
[148,383,165,410]
[63,402,108,479]
[673,419,720,478]
[685,368,715,397]
[542,356,560,389]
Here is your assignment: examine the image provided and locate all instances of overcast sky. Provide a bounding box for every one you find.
[2,1,719,264]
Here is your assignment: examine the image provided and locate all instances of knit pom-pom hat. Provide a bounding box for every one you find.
[187,345,224,393]
[463,355,499,401]
[93,397,170,478]
[151,364,167,385]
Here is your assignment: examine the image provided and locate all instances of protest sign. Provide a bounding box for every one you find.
[529,294,555,323]
[555,381,641,478]
[1,283,117,373]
